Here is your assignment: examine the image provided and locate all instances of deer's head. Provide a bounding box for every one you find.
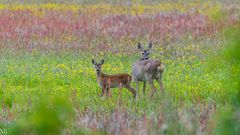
[92,59,104,73]
[137,42,152,60]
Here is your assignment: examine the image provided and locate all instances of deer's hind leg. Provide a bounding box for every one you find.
[145,74,157,97]
[157,74,164,96]
[125,84,136,98]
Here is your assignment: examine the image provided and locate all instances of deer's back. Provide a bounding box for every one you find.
[107,74,132,81]
[132,59,163,81]
[100,73,132,88]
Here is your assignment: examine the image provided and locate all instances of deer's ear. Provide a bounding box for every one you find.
[138,43,143,51]
[92,59,95,64]
[148,42,152,49]
[100,59,104,65]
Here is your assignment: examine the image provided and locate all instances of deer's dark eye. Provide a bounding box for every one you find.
[147,52,150,55]
[141,52,144,55]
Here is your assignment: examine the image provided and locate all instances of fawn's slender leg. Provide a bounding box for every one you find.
[106,87,111,97]
[102,84,108,97]
[100,88,105,97]
[125,85,136,98]
[142,81,146,94]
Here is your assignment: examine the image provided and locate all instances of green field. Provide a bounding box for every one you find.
[0,1,239,135]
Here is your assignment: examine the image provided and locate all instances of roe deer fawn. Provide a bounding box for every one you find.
[132,42,165,97]
[92,59,136,98]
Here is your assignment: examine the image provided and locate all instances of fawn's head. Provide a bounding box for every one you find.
[92,59,104,73]
[137,42,152,60]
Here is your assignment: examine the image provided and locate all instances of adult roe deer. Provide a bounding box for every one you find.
[92,59,136,98]
[132,42,165,97]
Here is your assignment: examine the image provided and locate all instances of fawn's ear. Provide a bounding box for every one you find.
[138,43,143,51]
[100,59,104,65]
[92,59,96,64]
[148,42,152,50]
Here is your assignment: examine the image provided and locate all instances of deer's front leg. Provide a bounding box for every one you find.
[106,87,111,97]
[142,81,146,94]
[101,81,108,97]
[146,75,157,97]
[100,88,105,97]
[132,76,139,98]
[135,80,139,98]
[101,83,107,97]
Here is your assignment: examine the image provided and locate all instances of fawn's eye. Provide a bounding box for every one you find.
[141,52,144,55]
[147,52,150,54]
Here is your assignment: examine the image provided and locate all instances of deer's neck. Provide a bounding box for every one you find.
[96,72,104,80]
[96,72,104,88]
[139,58,149,61]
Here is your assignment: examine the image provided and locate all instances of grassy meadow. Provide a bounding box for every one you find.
[0,1,240,135]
